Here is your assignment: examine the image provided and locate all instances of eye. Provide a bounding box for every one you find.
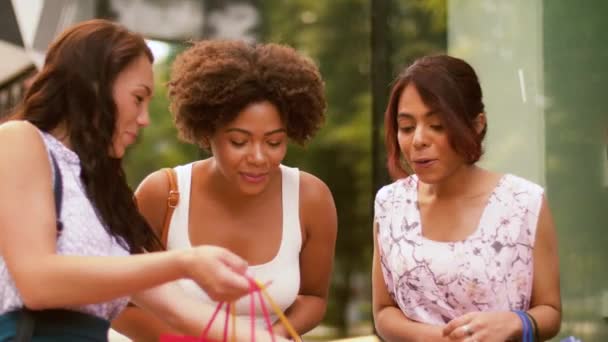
[399,126,415,133]
[267,140,283,147]
[230,140,246,147]
[134,95,144,105]
[430,124,444,131]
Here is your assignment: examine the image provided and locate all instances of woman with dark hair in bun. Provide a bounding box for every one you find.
[372,55,561,342]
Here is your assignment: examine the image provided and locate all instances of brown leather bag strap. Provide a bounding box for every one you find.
[161,168,179,248]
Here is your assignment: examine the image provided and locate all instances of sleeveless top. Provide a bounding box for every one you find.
[167,163,302,326]
[0,131,130,320]
[374,174,544,324]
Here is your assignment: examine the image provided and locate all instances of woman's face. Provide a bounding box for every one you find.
[209,100,288,195]
[396,83,466,184]
[110,53,153,158]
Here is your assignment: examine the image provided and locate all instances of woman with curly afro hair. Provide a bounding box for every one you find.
[113,40,337,340]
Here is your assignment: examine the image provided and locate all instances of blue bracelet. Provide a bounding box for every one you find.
[515,310,530,342]
[513,310,533,342]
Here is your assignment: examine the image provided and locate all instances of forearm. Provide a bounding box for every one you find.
[132,285,283,342]
[112,306,178,342]
[528,304,561,341]
[273,295,326,337]
[17,250,185,309]
[375,306,447,342]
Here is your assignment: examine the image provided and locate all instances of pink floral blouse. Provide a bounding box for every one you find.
[374,174,544,324]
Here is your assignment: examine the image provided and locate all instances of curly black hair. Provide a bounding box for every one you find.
[168,40,326,146]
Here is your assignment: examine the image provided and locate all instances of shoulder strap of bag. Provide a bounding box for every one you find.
[15,153,64,341]
[50,152,63,232]
[160,168,179,248]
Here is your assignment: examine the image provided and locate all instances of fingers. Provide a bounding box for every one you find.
[208,248,250,301]
[218,248,248,274]
[208,262,250,302]
[445,323,477,340]
[187,246,251,302]
[443,312,475,337]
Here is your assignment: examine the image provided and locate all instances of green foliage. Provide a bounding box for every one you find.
[263,1,447,336]
[123,0,448,337]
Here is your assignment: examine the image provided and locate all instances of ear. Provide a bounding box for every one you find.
[199,136,211,150]
[473,113,486,135]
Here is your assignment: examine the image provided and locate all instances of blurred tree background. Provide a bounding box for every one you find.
[123,0,447,338]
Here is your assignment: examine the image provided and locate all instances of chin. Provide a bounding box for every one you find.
[109,145,126,159]
[414,172,444,185]
[237,181,269,196]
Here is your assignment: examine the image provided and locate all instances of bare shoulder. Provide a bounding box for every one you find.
[298,171,337,237]
[0,120,48,171]
[135,168,174,236]
[299,170,335,208]
[0,120,41,147]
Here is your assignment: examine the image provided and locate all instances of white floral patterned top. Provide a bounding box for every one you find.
[374,174,543,324]
[0,131,130,320]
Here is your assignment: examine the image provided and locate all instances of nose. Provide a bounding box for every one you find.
[137,109,150,128]
[247,143,267,166]
[412,126,429,149]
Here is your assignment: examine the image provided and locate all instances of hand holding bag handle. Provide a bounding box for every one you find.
[160,277,301,342]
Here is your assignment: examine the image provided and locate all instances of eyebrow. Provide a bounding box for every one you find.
[225,128,287,136]
[397,110,438,119]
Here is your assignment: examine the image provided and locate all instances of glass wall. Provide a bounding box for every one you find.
[449,0,608,340]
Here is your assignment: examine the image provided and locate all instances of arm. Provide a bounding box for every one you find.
[112,168,182,340]
[527,195,562,340]
[443,195,561,341]
[372,222,447,342]
[131,283,289,342]
[0,121,249,310]
[273,172,337,337]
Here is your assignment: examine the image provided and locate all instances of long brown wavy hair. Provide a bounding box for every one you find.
[12,19,162,253]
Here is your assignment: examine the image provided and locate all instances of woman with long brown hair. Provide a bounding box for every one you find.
[0,19,283,341]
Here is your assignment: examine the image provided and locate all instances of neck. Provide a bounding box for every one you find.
[418,164,483,199]
[49,124,73,150]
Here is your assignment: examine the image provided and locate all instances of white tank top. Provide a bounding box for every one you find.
[166,163,302,326]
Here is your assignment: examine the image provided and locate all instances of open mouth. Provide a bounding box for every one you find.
[412,159,436,167]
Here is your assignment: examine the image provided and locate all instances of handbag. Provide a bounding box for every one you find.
[160,278,301,342]
[160,167,179,247]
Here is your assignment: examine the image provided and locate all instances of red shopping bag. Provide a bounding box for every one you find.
[160,278,301,342]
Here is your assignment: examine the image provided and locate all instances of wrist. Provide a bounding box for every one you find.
[174,249,194,279]
[507,311,524,340]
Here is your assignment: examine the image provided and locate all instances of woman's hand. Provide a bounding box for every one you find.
[179,245,250,302]
[442,311,522,342]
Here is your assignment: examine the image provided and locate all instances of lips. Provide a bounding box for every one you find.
[240,172,268,184]
[124,131,138,145]
[411,158,437,169]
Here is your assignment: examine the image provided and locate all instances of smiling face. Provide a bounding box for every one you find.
[110,53,154,158]
[208,100,288,195]
[397,83,467,184]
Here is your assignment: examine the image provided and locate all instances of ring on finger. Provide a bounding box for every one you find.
[462,324,474,336]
